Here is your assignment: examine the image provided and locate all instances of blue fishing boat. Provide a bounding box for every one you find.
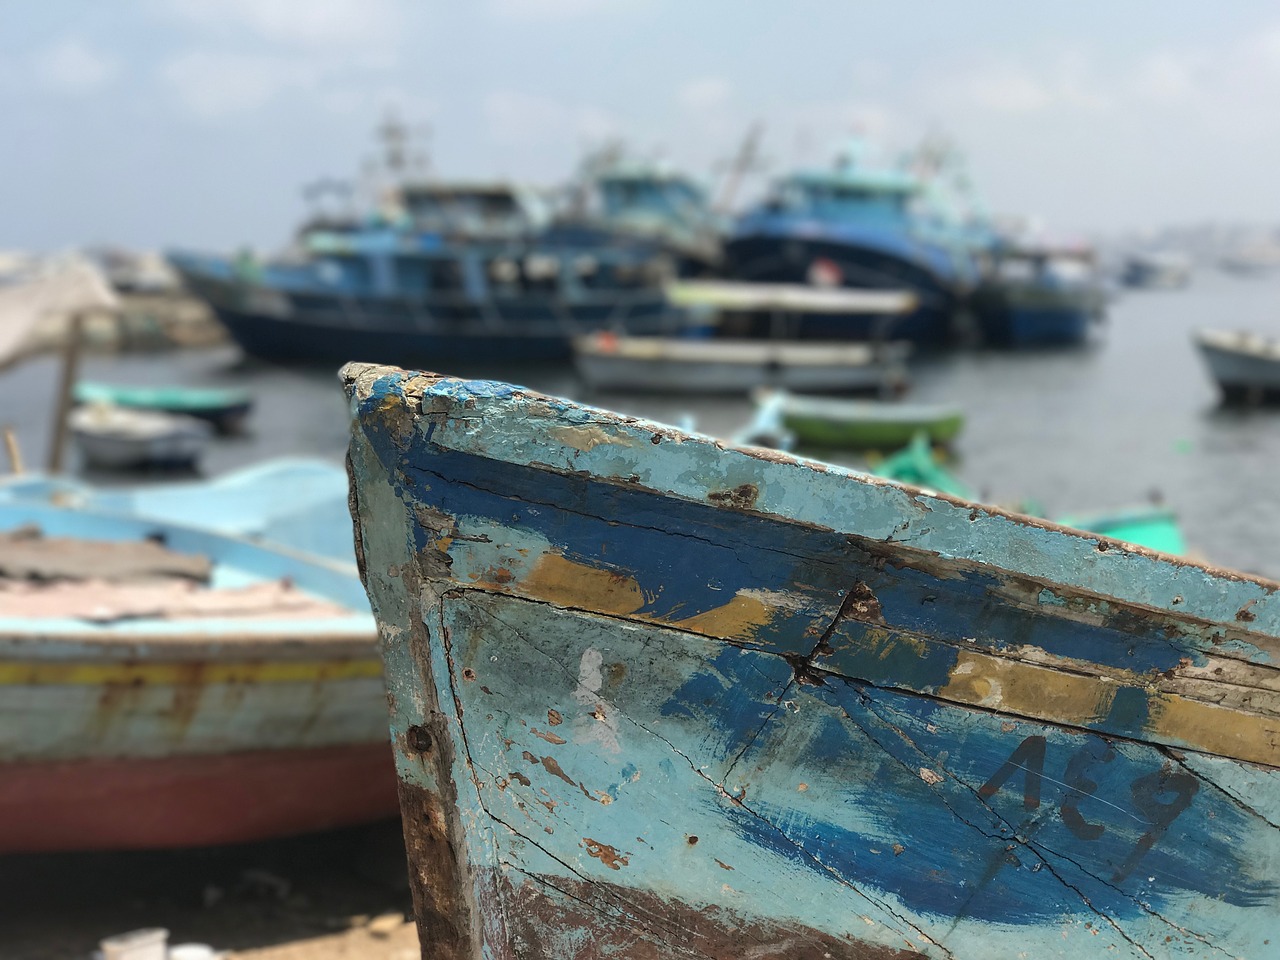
[345,363,1280,960]
[722,142,979,346]
[0,457,354,564]
[170,179,688,366]
[0,498,391,853]
[558,150,724,274]
[972,240,1106,347]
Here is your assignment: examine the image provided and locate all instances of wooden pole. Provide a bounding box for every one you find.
[47,311,85,473]
[2,426,23,474]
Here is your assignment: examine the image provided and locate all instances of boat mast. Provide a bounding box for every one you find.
[716,122,765,214]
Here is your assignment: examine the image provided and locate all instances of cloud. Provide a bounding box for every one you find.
[154,0,404,120]
[160,52,318,119]
[36,38,119,95]
[163,0,401,51]
[486,0,647,21]
[483,90,619,148]
[944,57,1110,116]
[678,77,732,112]
[1129,51,1203,105]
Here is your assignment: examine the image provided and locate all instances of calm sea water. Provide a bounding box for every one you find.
[4,269,1280,576]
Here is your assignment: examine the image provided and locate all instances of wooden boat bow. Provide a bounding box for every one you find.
[345,361,1280,960]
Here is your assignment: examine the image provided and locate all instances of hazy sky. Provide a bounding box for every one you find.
[5,1,1280,252]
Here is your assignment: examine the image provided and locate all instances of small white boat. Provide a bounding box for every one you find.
[69,404,212,471]
[573,332,910,395]
[1195,329,1280,404]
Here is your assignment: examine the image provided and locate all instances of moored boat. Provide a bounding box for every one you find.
[573,332,910,395]
[0,458,354,564]
[345,364,1278,960]
[0,500,392,853]
[573,282,915,395]
[1120,252,1191,290]
[773,393,964,449]
[722,147,979,347]
[972,242,1105,347]
[171,178,689,366]
[1195,328,1280,404]
[74,382,254,435]
[873,434,1187,556]
[69,404,212,471]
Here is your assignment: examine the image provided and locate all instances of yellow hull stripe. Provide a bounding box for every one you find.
[0,658,385,687]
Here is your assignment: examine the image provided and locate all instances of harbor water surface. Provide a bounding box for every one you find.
[4,269,1280,577]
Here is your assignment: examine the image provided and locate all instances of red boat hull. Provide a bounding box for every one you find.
[0,742,399,852]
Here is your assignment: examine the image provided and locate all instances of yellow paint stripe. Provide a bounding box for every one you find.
[935,648,1280,767]
[0,658,385,687]
[1148,693,1280,768]
[675,594,774,639]
[940,649,1117,727]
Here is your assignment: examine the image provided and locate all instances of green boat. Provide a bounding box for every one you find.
[875,433,1187,556]
[775,392,965,449]
[1058,506,1187,557]
[74,382,253,435]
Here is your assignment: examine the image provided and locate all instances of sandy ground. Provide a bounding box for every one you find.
[3,820,419,960]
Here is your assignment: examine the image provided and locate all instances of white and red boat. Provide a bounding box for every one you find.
[0,498,394,853]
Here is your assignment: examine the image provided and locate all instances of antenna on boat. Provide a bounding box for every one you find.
[715,122,766,213]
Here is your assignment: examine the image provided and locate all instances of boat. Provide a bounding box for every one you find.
[1119,252,1191,290]
[1218,246,1280,278]
[0,458,355,565]
[574,333,909,395]
[170,176,689,366]
[1058,505,1186,558]
[0,499,393,852]
[770,392,964,449]
[1195,328,1280,404]
[557,149,725,275]
[874,435,1186,556]
[344,364,1277,959]
[573,282,915,395]
[69,404,212,471]
[722,140,981,347]
[74,382,253,435]
[970,241,1106,347]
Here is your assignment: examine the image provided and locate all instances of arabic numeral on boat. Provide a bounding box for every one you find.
[979,735,1196,880]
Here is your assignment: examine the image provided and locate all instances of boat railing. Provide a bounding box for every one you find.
[278,283,678,331]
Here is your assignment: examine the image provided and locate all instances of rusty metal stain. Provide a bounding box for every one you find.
[707,482,759,510]
[538,755,579,790]
[582,837,629,870]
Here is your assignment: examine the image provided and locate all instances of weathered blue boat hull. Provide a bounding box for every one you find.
[722,233,963,347]
[983,306,1093,347]
[345,365,1280,959]
[972,280,1101,347]
[174,258,681,365]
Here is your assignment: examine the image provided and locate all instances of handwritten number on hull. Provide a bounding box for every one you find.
[1061,738,1115,841]
[978,735,1046,810]
[980,735,1195,882]
[1112,769,1198,883]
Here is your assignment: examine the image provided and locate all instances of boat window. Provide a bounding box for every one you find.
[520,254,560,293]
[424,257,465,292]
[487,257,521,295]
[315,255,371,291]
[393,257,429,296]
[404,189,525,234]
[578,257,652,291]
